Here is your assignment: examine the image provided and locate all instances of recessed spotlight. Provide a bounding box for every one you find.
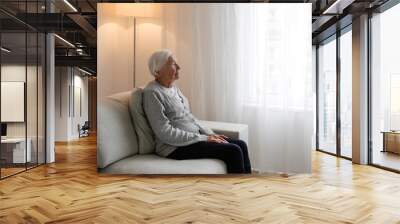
[63,0,78,12]
[1,47,11,53]
[322,0,354,15]
[77,67,93,76]
[54,34,75,48]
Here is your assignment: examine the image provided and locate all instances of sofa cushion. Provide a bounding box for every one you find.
[97,91,139,168]
[101,154,227,174]
[108,90,132,107]
[129,89,156,154]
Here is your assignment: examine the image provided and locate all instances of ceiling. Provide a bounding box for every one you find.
[0,0,393,75]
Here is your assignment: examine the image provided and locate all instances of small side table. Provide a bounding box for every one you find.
[381,131,400,154]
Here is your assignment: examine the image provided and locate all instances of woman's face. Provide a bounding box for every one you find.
[157,56,180,83]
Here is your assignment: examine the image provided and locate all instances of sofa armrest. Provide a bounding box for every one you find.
[98,96,138,169]
[197,120,249,144]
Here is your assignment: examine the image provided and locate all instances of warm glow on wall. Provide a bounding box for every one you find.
[99,3,161,18]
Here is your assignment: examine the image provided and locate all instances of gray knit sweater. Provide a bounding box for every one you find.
[143,80,214,157]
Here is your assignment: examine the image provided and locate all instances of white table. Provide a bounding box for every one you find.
[1,138,32,163]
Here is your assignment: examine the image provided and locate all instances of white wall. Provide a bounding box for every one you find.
[97,4,164,99]
[72,73,89,138]
[97,4,135,101]
[1,65,40,138]
[55,67,70,141]
[55,67,89,141]
[135,17,163,88]
[1,64,46,164]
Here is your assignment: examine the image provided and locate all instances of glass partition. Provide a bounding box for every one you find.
[0,1,46,179]
[371,3,400,171]
[1,30,28,177]
[317,36,337,155]
[38,32,45,165]
[27,31,38,169]
[339,28,352,158]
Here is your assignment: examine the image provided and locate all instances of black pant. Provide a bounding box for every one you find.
[167,138,252,174]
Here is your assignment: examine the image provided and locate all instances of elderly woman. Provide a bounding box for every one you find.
[143,49,251,174]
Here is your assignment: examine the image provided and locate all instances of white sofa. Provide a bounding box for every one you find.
[97,90,248,174]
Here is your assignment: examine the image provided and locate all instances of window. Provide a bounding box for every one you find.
[317,36,337,155]
[390,74,400,130]
[241,6,312,111]
[340,28,352,158]
[371,3,400,171]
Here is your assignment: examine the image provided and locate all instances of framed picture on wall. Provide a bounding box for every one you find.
[1,81,25,122]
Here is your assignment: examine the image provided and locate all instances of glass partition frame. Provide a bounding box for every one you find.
[316,25,353,160]
[0,0,47,179]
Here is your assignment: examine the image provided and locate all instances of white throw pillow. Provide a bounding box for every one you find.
[129,89,156,154]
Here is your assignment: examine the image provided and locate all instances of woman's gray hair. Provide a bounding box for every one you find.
[148,49,174,77]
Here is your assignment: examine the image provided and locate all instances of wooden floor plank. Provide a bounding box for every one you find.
[0,135,400,223]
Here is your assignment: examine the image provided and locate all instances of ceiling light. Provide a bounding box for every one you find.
[322,0,354,15]
[78,67,93,76]
[63,0,78,12]
[1,47,11,53]
[54,34,75,48]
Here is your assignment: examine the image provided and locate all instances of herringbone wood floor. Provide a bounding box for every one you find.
[1,135,400,224]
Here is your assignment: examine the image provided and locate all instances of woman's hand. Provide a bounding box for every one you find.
[207,134,229,143]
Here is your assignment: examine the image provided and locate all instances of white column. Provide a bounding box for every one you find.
[46,33,55,163]
[352,14,369,164]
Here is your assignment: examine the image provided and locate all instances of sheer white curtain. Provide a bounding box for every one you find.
[160,3,313,173]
